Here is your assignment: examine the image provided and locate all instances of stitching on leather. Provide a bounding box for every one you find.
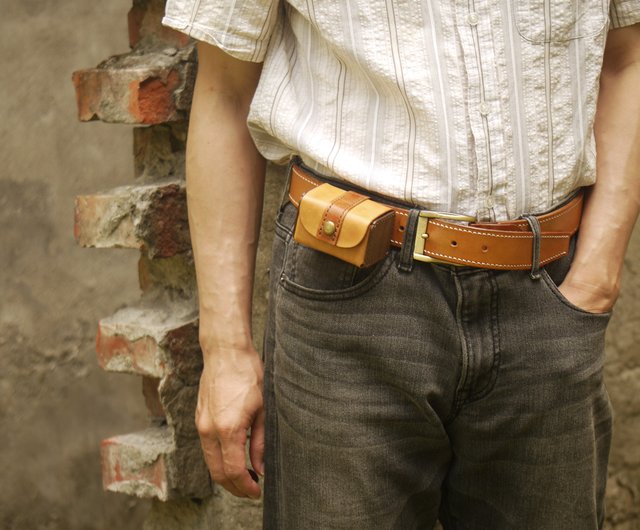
[538,198,580,225]
[424,250,567,268]
[317,191,367,242]
[293,164,579,230]
[288,193,299,207]
[318,192,346,242]
[429,221,568,239]
[292,166,319,188]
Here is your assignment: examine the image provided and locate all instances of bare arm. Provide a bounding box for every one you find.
[187,41,266,499]
[559,23,640,313]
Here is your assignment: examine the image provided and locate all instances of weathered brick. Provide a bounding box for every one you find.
[134,123,187,181]
[72,47,195,125]
[129,0,191,50]
[97,295,211,501]
[74,180,190,258]
[101,426,210,501]
[95,294,201,381]
[101,427,174,500]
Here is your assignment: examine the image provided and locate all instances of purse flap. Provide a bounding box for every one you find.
[298,183,394,248]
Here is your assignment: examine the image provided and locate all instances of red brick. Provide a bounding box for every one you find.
[95,297,200,381]
[96,325,165,378]
[101,427,173,500]
[74,191,139,250]
[72,47,195,125]
[142,182,191,257]
[100,426,211,500]
[74,181,190,258]
[128,71,181,124]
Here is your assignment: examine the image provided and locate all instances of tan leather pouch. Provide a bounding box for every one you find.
[293,183,395,268]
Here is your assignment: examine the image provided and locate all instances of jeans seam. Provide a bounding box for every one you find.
[465,271,501,403]
[446,271,469,424]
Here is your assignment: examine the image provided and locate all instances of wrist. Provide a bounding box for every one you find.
[198,325,255,356]
[562,265,621,304]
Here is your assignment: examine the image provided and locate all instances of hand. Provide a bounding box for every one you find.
[557,275,618,314]
[195,346,265,499]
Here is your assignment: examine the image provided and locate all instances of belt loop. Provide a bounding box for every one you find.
[521,214,541,280]
[397,209,421,272]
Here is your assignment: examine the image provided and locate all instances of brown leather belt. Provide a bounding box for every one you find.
[288,163,583,270]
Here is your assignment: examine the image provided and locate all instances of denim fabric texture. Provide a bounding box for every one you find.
[261,180,612,530]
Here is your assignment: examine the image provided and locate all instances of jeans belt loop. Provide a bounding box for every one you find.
[397,209,422,273]
[521,214,542,280]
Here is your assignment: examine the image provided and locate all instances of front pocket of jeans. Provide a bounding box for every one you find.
[279,235,394,301]
[515,0,607,44]
[539,268,612,319]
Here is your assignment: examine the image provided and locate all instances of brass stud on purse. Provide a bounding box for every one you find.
[293,183,396,268]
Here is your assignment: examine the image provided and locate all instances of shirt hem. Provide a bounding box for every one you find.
[161,16,267,63]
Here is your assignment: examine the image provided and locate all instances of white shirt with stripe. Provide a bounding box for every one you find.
[163,0,640,221]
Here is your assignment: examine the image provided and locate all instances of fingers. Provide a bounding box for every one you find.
[198,419,262,499]
[200,437,245,497]
[194,355,265,499]
[249,407,265,476]
[219,427,262,499]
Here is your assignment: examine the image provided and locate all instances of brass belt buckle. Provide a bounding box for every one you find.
[413,210,477,265]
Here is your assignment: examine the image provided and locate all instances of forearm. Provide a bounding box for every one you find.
[562,25,640,310]
[187,44,266,357]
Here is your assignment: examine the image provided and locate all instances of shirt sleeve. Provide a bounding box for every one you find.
[609,0,640,28]
[162,0,280,62]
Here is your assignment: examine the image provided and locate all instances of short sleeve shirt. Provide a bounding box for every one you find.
[163,0,640,220]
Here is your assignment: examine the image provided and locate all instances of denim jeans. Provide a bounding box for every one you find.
[261,177,612,529]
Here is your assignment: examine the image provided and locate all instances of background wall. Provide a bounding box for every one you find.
[1,0,639,529]
[0,1,149,528]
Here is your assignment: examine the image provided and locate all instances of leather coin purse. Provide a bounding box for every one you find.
[293,183,396,268]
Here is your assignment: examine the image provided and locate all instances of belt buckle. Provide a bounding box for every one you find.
[413,210,477,265]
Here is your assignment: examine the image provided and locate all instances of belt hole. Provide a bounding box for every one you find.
[450,240,458,247]
[481,245,488,253]
[399,225,405,232]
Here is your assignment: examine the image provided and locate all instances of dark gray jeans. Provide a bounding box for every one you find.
[262,189,612,529]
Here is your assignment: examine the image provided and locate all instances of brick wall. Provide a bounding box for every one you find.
[72,1,640,528]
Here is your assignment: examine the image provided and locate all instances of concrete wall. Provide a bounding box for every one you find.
[0,1,149,528]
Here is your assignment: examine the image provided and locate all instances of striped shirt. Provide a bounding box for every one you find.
[163,0,640,221]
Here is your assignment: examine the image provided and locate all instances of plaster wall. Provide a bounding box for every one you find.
[0,1,149,528]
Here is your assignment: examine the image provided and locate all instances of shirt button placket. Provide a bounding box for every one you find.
[465,3,496,220]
